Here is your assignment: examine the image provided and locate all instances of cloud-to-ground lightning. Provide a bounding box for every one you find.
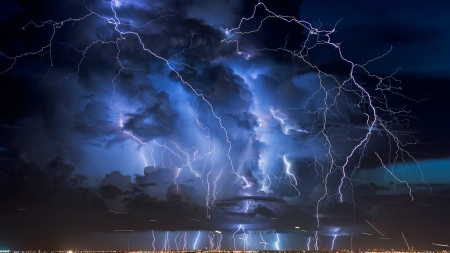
[152,230,156,251]
[314,231,319,250]
[242,230,249,251]
[259,231,268,249]
[275,233,280,250]
[1,0,426,211]
[231,225,242,250]
[402,232,410,251]
[127,234,132,251]
[331,235,337,250]
[163,231,170,251]
[174,231,180,250]
[375,152,413,200]
[183,231,188,250]
[208,231,215,250]
[193,231,201,250]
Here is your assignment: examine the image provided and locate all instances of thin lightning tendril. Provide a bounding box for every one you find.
[402,232,410,251]
[331,235,337,250]
[193,231,201,250]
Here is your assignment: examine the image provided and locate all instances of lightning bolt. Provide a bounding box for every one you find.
[402,232,410,251]
[314,231,319,250]
[259,231,268,249]
[182,231,188,250]
[140,148,148,167]
[245,200,252,212]
[331,235,337,250]
[193,231,201,250]
[163,231,170,251]
[0,0,431,230]
[231,225,243,250]
[244,230,249,251]
[282,155,301,196]
[270,108,288,125]
[275,233,280,250]
[375,152,413,201]
[174,231,180,250]
[216,232,222,250]
[152,230,156,251]
[208,231,215,250]
[223,1,430,229]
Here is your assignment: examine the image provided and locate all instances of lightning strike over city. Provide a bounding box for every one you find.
[0,0,449,251]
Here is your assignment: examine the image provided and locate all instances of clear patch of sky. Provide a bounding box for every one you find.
[300,0,450,77]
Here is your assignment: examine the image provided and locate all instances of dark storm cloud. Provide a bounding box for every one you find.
[252,204,277,218]
[343,23,440,45]
[138,167,174,183]
[123,91,179,140]
[174,64,253,114]
[99,184,123,199]
[0,153,285,246]
[138,182,157,187]
[221,203,277,219]
[101,171,131,191]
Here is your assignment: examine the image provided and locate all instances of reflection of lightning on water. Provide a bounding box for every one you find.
[152,230,156,251]
[183,231,189,250]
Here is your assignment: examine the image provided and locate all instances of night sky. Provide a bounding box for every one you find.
[1,0,450,250]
